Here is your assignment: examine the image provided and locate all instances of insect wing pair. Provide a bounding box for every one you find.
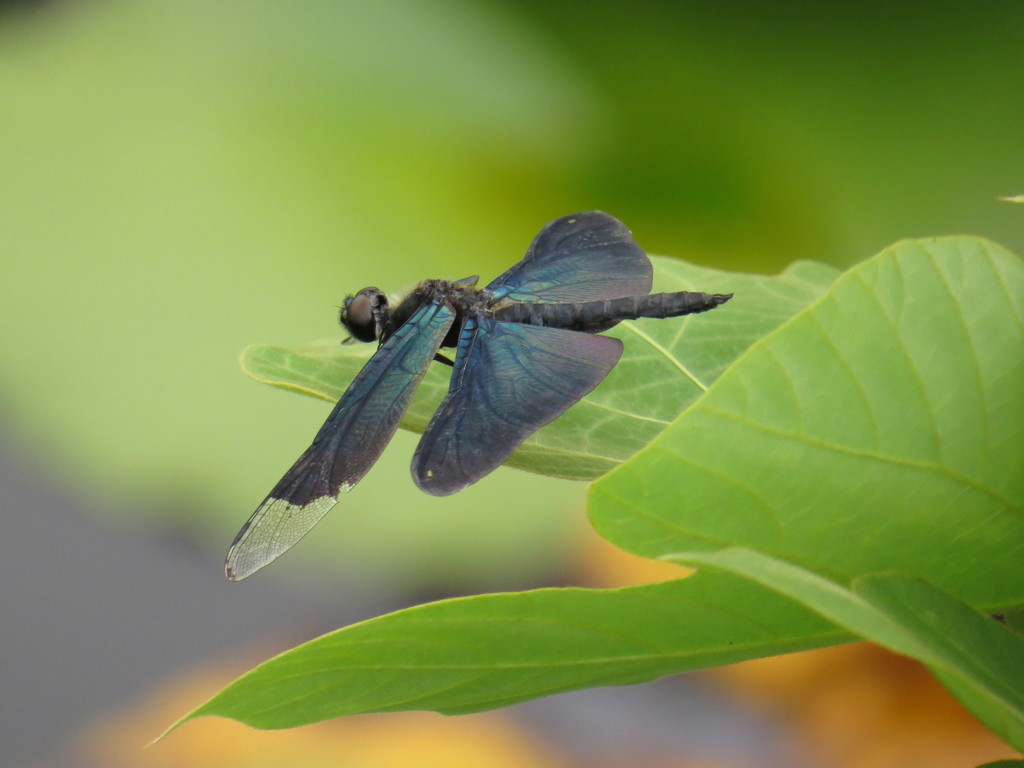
[226,213,662,580]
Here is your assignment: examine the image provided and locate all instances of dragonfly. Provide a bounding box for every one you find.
[226,212,732,580]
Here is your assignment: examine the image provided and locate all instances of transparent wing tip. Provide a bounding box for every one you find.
[224,493,340,581]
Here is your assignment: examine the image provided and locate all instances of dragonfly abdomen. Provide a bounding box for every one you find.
[491,291,732,331]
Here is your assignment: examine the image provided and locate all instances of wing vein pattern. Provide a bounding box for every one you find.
[226,300,455,579]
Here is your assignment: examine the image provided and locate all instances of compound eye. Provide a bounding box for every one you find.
[340,287,385,342]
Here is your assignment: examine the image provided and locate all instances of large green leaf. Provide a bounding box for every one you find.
[589,236,1024,745]
[176,236,1023,736]
[589,237,1023,605]
[240,255,838,479]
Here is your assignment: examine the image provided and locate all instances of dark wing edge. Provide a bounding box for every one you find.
[412,317,623,496]
[486,211,653,303]
[225,300,456,580]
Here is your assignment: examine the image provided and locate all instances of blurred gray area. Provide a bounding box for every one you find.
[0,426,811,768]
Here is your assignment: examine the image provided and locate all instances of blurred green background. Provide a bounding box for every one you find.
[2,2,1023,766]
[1,0,1021,590]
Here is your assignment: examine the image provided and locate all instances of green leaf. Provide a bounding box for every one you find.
[589,236,1024,745]
[240,255,838,480]
[590,237,1024,607]
[170,569,846,731]
[672,548,1024,749]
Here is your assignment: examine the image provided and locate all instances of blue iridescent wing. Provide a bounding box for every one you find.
[412,316,623,496]
[487,211,652,302]
[226,299,455,580]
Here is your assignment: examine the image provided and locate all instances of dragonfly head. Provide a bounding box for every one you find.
[340,287,388,343]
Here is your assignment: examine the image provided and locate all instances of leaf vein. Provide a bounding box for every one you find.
[621,322,708,391]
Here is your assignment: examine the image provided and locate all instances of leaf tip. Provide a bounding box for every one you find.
[149,708,200,746]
